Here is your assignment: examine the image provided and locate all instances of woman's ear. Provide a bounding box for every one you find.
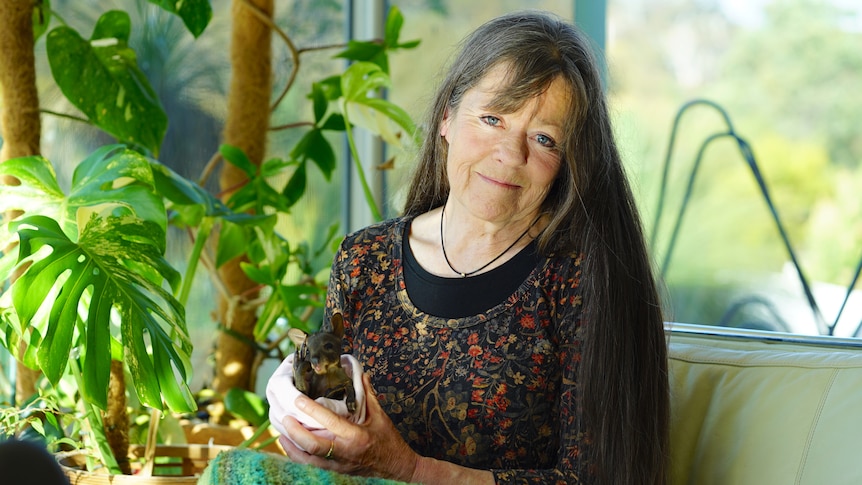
[439,107,451,139]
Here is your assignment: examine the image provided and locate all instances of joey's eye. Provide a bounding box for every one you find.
[536,134,556,148]
[480,115,501,126]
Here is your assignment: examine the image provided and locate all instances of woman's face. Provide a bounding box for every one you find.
[440,64,569,225]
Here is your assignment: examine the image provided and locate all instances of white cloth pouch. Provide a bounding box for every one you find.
[266,352,366,448]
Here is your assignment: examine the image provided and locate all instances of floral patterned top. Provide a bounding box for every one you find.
[325,217,591,484]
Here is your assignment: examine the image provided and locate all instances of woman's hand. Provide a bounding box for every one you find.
[280,374,419,482]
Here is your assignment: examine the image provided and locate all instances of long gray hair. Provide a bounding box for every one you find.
[402,11,670,485]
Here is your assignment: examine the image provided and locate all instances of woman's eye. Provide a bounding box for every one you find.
[481,115,501,126]
[536,134,556,148]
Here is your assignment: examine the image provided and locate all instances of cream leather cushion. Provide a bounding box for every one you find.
[669,330,862,485]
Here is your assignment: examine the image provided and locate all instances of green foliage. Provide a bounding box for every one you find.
[338,61,418,221]
[32,0,52,40]
[224,388,268,427]
[0,389,79,451]
[342,62,416,143]
[190,8,420,339]
[0,0,420,470]
[719,0,862,168]
[0,147,194,413]
[210,145,338,340]
[0,145,165,240]
[610,0,862,331]
[334,5,420,74]
[46,10,168,156]
[146,0,213,38]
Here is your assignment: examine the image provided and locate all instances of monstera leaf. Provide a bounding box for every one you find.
[0,145,165,241]
[10,212,194,412]
[0,146,193,412]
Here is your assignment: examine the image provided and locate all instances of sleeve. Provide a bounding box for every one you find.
[492,256,593,484]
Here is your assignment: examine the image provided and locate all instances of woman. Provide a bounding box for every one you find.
[278,11,669,484]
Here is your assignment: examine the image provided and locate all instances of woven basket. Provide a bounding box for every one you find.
[58,444,232,484]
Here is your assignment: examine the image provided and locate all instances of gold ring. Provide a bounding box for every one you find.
[324,440,335,459]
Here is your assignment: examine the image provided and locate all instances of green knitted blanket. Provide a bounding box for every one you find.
[198,448,411,485]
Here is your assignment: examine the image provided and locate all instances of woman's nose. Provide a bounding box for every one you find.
[495,132,528,165]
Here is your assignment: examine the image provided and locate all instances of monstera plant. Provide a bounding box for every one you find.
[0,1,418,476]
[0,146,204,472]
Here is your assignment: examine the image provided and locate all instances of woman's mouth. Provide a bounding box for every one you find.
[478,172,520,189]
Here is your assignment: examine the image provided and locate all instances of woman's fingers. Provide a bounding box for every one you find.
[281,415,335,461]
[294,395,357,440]
[280,374,417,481]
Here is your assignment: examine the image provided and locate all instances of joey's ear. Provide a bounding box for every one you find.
[288,328,308,348]
[330,313,344,338]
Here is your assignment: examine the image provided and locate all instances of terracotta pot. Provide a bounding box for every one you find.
[58,444,232,484]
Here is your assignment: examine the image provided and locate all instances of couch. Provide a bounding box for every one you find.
[668,323,862,485]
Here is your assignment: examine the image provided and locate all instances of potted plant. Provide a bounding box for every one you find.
[0,0,418,480]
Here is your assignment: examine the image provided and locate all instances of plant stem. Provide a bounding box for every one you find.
[178,217,214,306]
[39,108,91,124]
[139,409,161,477]
[197,150,222,187]
[269,121,315,131]
[297,43,349,54]
[237,0,298,113]
[69,358,122,474]
[252,435,279,450]
[238,418,271,449]
[342,107,383,221]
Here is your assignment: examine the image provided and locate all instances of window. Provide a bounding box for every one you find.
[606,0,862,337]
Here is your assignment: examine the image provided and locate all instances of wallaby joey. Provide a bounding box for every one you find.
[288,312,357,413]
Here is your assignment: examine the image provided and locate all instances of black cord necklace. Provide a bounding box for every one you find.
[440,202,540,278]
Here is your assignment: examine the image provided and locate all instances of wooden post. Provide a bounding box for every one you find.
[0,0,44,405]
[213,0,274,397]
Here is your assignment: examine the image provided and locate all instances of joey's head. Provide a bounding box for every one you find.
[305,332,342,374]
[288,313,347,375]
